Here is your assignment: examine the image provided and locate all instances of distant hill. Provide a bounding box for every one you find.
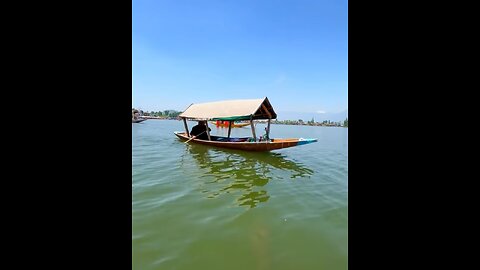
[276,109,348,122]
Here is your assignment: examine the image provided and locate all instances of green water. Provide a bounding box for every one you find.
[132,120,348,270]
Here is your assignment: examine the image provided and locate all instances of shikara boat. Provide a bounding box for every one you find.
[174,97,317,152]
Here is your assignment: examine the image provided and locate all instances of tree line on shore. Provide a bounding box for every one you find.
[273,118,348,127]
[132,109,182,119]
[132,108,348,127]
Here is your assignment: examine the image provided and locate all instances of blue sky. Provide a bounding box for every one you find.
[133,0,348,116]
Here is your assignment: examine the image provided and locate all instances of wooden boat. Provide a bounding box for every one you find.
[174,132,316,151]
[175,97,317,152]
[210,121,250,128]
[132,118,146,123]
[132,108,146,123]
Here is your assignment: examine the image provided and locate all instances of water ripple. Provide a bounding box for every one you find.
[133,120,348,270]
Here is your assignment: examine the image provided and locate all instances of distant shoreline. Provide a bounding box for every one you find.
[140,117,347,127]
[141,116,177,120]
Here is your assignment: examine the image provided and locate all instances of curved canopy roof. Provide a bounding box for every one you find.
[179,97,277,121]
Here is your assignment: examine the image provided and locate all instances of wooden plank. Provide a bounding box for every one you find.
[261,104,272,119]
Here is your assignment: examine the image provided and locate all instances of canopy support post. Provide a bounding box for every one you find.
[205,121,211,141]
[250,117,256,142]
[183,118,190,137]
[228,121,232,138]
[267,118,271,140]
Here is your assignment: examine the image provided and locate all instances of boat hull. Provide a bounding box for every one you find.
[174,132,317,151]
[132,119,146,123]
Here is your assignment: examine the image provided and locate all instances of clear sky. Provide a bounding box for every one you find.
[133,0,348,115]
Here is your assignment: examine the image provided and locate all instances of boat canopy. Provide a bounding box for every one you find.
[179,97,277,121]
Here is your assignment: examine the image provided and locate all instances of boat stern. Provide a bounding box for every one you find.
[296,138,318,145]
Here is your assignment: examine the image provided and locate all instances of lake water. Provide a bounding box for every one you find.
[132,120,348,270]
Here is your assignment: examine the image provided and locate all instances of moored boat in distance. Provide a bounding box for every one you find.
[132,118,146,123]
[132,108,147,123]
[174,97,317,152]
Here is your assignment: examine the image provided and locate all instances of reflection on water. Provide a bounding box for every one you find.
[184,144,314,208]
